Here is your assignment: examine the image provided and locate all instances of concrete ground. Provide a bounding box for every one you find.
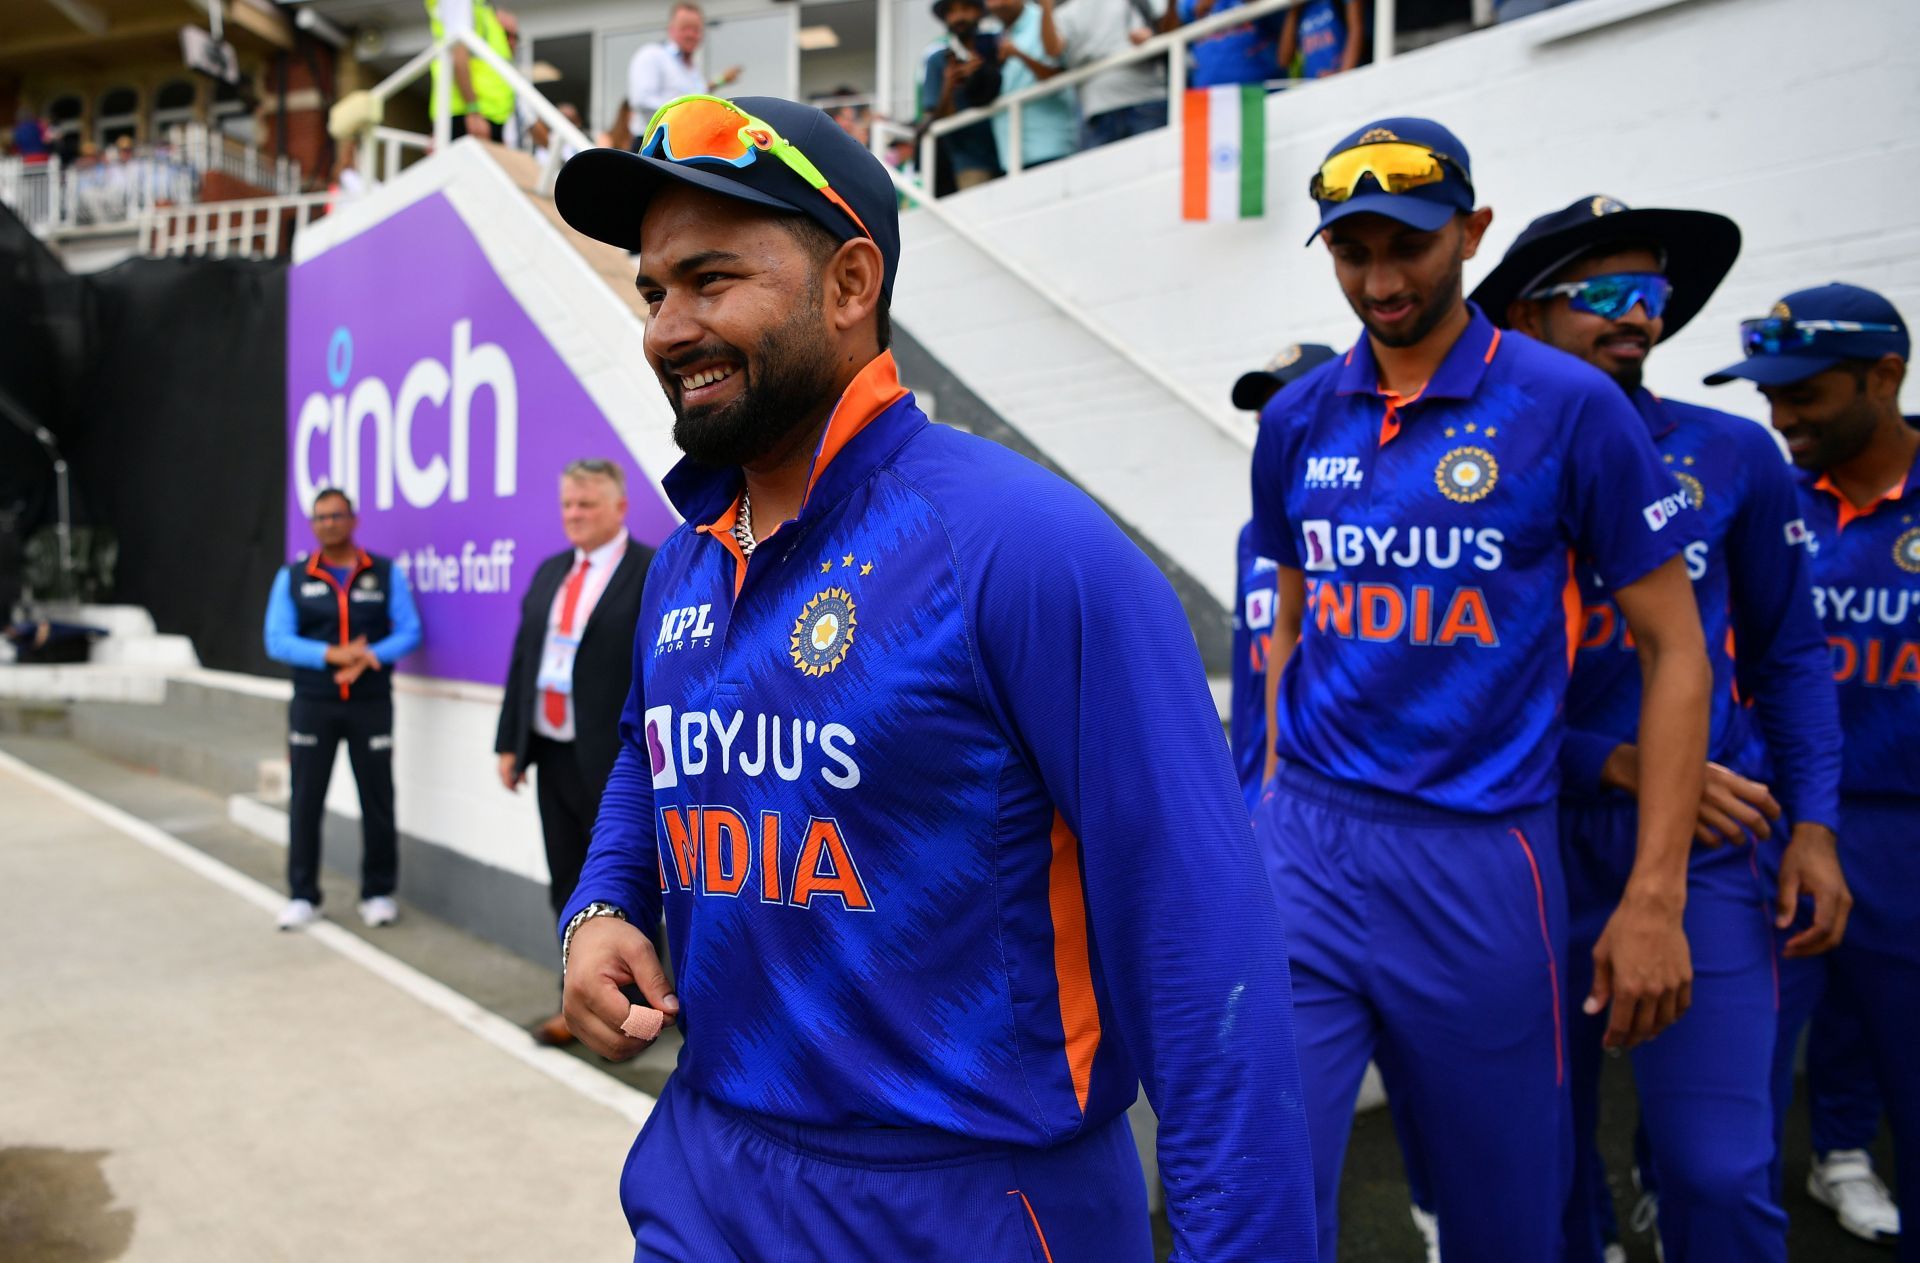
[1,732,1898,1261]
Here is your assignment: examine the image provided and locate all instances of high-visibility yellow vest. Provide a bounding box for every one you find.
[426,0,515,125]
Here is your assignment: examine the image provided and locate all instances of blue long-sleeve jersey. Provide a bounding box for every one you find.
[1230,521,1277,812]
[264,558,421,668]
[567,353,1315,1261]
[1560,391,1841,835]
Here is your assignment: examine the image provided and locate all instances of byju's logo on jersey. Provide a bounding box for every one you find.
[1435,446,1498,504]
[1301,520,1336,572]
[655,603,716,655]
[644,705,677,788]
[1895,527,1920,575]
[1305,455,1365,490]
[1785,518,1818,554]
[1245,587,1275,630]
[1641,489,1691,532]
[791,588,856,677]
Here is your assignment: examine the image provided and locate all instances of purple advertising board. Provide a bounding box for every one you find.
[286,193,677,684]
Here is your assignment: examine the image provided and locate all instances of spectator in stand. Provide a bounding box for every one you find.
[921,0,1004,192]
[1392,0,1472,50]
[12,110,51,165]
[1280,0,1364,79]
[613,3,741,151]
[988,0,1077,169]
[1167,0,1285,88]
[425,0,516,140]
[1038,0,1167,150]
[531,102,586,171]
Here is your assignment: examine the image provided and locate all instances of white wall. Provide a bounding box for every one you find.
[898,0,1920,440]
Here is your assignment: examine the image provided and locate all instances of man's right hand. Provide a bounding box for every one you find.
[1586,886,1692,1051]
[464,113,491,139]
[562,916,679,1061]
[498,753,524,792]
[1598,744,1781,846]
[323,635,370,666]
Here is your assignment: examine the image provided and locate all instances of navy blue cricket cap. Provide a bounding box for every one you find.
[1233,342,1336,411]
[555,96,902,297]
[1704,283,1910,387]
[1307,117,1475,246]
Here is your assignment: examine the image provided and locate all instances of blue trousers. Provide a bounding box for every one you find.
[620,1077,1153,1262]
[1256,762,1570,1263]
[1560,800,1784,1263]
[1774,797,1920,1262]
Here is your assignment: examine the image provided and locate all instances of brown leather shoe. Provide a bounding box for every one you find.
[530,1013,574,1047]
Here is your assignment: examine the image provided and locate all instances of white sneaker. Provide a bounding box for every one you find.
[1409,1205,1439,1263]
[1809,1149,1901,1243]
[357,895,399,928]
[276,898,320,930]
[1603,1244,1628,1263]
[1629,1165,1665,1263]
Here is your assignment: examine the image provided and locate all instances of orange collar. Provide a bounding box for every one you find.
[1812,470,1910,533]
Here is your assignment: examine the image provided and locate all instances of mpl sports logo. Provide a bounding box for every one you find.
[1641,489,1692,533]
[1304,455,1366,490]
[655,603,716,655]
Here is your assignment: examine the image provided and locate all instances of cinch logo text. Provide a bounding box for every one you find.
[295,321,517,515]
[658,805,873,912]
[1305,579,1500,647]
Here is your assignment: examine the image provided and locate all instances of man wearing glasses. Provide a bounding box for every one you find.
[1478,199,1846,1263]
[1251,118,1712,1260]
[1707,283,1918,1259]
[263,488,422,931]
[547,96,1313,1260]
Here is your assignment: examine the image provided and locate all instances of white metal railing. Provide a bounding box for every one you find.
[138,192,332,261]
[0,122,299,236]
[358,27,592,198]
[922,0,1390,186]
[888,167,1243,443]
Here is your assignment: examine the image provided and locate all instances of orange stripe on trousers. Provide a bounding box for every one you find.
[1048,812,1101,1112]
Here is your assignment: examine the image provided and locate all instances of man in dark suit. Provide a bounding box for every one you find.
[496,458,652,1045]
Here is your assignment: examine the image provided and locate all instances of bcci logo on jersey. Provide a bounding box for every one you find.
[1435,446,1498,504]
[791,588,856,677]
[1895,527,1920,575]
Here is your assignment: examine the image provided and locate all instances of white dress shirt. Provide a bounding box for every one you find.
[627,40,707,120]
[534,528,629,743]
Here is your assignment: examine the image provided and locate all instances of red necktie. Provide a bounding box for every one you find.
[542,559,590,729]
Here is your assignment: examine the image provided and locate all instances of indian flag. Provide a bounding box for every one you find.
[1181,85,1266,221]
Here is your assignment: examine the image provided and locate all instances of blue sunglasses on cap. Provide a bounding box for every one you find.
[1525,272,1673,321]
[1740,317,1904,358]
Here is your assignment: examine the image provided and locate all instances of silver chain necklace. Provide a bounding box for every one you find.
[733,489,758,557]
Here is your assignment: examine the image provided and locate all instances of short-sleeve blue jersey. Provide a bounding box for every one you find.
[1560,391,1840,832]
[1794,438,1920,800]
[1230,521,1276,812]
[568,354,1314,1261]
[1249,307,1691,814]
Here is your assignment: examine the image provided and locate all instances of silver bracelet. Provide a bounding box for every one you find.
[561,901,627,974]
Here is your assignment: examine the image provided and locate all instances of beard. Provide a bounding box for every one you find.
[665,298,839,469]
[1791,396,1879,472]
[1356,245,1464,350]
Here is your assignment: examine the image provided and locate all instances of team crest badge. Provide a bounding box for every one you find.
[1894,527,1920,575]
[1673,472,1705,510]
[1591,196,1628,216]
[1267,344,1304,372]
[1770,300,1792,319]
[357,573,378,590]
[1357,127,1399,144]
[791,588,857,677]
[1435,446,1499,504]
